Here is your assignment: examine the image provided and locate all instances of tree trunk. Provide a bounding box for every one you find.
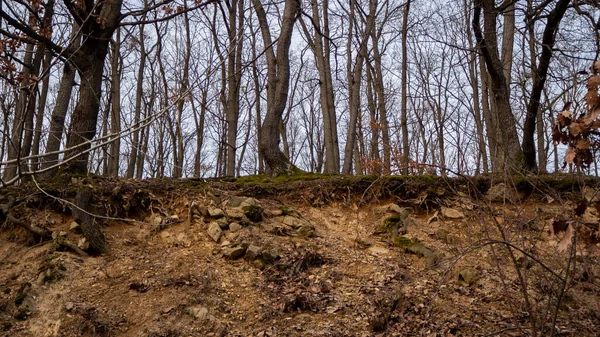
[521,0,570,171]
[252,0,302,176]
[30,51,52,172]
[400,0,411,175]
[126,20,147,178]
[473,0,523,171]
[342,0,377,174]
[107,29,121,177]
[41,24,80,178]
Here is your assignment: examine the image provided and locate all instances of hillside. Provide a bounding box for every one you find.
[0,175,599,336]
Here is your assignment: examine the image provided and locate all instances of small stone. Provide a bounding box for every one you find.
[59,231,68,237]
[77,238,89,251]
[207,222,223,242]
[152,216,163,226]
[270,209,284,216]
[69,221,82,234]
[296,224,316,237]
[216,217,230,229]
[226,208,246,220]
[197,206,209,216]
[441,207,465,219]
[229,222,242,232]
[176,233,191,247]
[222,245,246,259]
[187,306,209,320]
[388,204,407,215]
[65,302,74,311]
[246,245,263,260]
[458,268,479,285]
[208,208,225,218]
[170,215,179,221]
[259,250,280,264]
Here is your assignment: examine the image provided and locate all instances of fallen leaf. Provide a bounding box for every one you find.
[558,224,574,252]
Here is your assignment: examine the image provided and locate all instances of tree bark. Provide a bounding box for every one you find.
[41,24,80,178]
[473,0,523,171]
[252,0,302,176]
[400,0,410,175]
[521,0,570,171]
[342,0,377,174]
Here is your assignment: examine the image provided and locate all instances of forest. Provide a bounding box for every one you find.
[2,1,600,336]
[0,0,598,182]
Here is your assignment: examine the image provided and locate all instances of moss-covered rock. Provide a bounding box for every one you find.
[393,236,440,267]
[242,205,263,222]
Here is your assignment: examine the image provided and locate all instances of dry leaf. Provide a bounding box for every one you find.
[564,147,576,164]
[576,139,591,150]
[557,223,574,252]
[568,122,583,136]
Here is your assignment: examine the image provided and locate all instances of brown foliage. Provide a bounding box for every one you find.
[553,62,600,169]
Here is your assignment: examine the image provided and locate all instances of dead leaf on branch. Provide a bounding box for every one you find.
[564,147,576,164]
[557,223,574,252]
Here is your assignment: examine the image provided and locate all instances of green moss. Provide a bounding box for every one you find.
[242,205,263,222]
[14,293,27,306]
[393,236,439,267]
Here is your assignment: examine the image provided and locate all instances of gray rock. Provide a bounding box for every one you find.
[207,222,223,242]
[259,250,280,264]
[187,306,210,320]
[246,245,262,260]
[222,245,246,259]
[226,208,246,220]
[216,217,230,229]
[229,222,242,232]
[458,268,479,285]
[208,208,225,218]
[441,207,465,219]
[69,221,82,234]
[77,238,89,251]
[486,183,523,203]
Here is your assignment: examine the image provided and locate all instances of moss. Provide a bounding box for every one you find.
[242,205,263,222]
[393,236,439,267]
[38,257,67,284]
[14,293,27,307]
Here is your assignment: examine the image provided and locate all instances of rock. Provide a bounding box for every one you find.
[69,221,82,234]
[394,236,440,267]
[246,245,262,260]
[388,204,408,216]
[77,238,89,250]
[458,268,479,285]
[242,205,263,222]
[486,183,523,203]
[441,207,464,219]
[270,209,284,216]
[176,233,191,247]
[226,208,246,220]
[296,224,316,237]
[279,215,310,229]
[207,222,223,242]
[65,302,74,311]
[187,306,210,320]
[229,222,242,232]
[208,208,225,219]
[259,250,280,264]
[152,216,163,226]
[170,214,179,221]
[197,205,209,216]
[160,231,173,245]
[381,214,408,236]
[222,245,246,259]
[216,218,230,229]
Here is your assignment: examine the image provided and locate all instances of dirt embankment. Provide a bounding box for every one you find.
[0,175,599,336]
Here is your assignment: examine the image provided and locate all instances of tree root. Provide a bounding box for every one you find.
[1,196,51,240]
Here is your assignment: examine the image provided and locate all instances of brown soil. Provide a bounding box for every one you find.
[0,175,599,336]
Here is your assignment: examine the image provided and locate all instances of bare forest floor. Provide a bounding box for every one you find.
[0,174,599,337]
